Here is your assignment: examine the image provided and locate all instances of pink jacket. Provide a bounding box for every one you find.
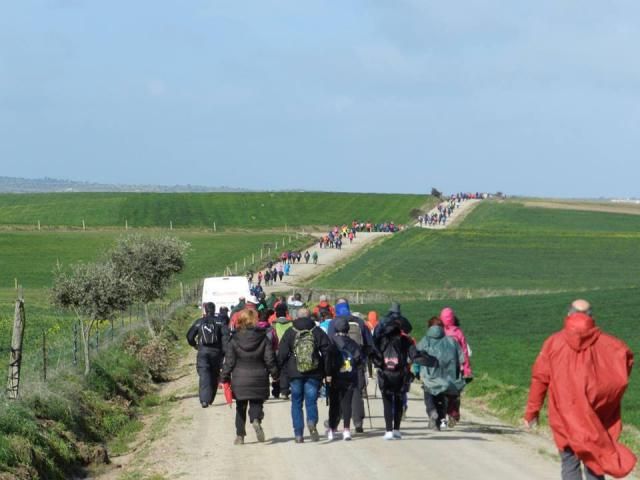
[440,308,472,377]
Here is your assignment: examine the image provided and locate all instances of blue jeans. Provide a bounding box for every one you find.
[289,377,321,436]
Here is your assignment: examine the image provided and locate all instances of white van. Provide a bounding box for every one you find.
[201,276,251,313]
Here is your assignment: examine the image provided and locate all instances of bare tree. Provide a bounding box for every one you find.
[430,187,442,199]
[52,261,132,375]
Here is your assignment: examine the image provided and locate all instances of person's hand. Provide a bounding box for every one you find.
[325,376,332,384]
[523,417,538,429]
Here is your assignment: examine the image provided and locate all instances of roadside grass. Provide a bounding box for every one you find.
[359,287,639,453]
[313,208,640,293]
[0,306,194,479]
[0,192,431,229]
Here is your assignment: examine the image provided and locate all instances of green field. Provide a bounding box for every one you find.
[0,192,430,229]
[313,202,640,293]
[0,230,313,383]
[360,287,639,432]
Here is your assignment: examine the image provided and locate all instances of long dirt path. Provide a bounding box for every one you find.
[95,355,565,480]
[261,231,390,295]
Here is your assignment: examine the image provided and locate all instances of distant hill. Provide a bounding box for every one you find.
[0,176,251,193]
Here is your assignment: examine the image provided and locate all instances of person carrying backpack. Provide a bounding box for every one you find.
[372,317,417,440]
[439,307,473,426]
[416,317,465,430]
[312,251,318,264]
[272,303,293,399]
[278,307,332,443]
[186,302,230,408]
[221,309,279,445]
[327,317,363,441]
[304,250,311,263]
[313,295,336,319]
[327,299,373,434]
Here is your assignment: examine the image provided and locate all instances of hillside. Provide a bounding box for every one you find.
[312,201,640,293]
[0,192,431,229]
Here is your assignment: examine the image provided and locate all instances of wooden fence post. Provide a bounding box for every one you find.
[73,321,78,366]
[42,331,47,382]
[7,298,26,399]
[82,219,86,231]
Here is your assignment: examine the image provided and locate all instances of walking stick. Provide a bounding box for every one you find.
[364,386,373,429]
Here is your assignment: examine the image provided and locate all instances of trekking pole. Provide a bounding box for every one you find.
[364,386,373,429]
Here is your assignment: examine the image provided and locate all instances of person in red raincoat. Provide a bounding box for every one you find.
[524,299,636,479]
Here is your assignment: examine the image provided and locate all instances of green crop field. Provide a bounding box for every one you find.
[0,230,313,383]
[0,192,431,229]
[312,201,640,293]
[359,287,639,431]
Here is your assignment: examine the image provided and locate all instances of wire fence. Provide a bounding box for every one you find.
[2,281,203,395]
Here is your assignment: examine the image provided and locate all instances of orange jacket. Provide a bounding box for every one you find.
[524,313,635,477]
[365,311,378,332]
[312,302,335,318]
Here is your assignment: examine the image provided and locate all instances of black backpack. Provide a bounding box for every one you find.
[199,318,220,346]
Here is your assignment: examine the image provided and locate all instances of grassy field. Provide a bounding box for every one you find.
[359,287,639,431]
[313,202,640,293]
[0,230,312,383]
[0,192,431,229]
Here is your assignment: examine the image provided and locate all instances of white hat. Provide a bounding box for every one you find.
[246,295,259,305]
[319,294,327,301]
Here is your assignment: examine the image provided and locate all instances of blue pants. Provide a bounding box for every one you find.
[289,377,321,436]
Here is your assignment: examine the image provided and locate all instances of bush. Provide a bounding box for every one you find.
[138,337,172,382]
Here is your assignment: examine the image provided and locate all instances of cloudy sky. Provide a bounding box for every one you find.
[1,1,639,196]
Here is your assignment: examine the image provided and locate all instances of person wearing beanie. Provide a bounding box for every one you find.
[524,300,635,479]
[327,298,374,434]
[326,316,363,441]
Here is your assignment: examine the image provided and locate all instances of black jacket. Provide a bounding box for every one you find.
[220,328,279,401]
[186,314,230,353]
[277,316,333,380]
[330,334,363,388]
[377,312,413,336]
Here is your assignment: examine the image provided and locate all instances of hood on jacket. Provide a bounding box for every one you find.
[335,302,350,317]
[440,307,455,327]
[292,316,316,331]
[333,316,350,333]
[389,301,401,314]
[234,328,267,351]
[426,325,445,339]
[562,312,601,351]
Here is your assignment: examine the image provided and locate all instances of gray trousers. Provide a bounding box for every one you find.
[351,366,366,428]
[561,449,604,480]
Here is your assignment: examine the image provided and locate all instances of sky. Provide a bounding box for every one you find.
[1,1,639,197]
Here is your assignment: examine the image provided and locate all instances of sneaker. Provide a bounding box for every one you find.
[201,401,209,408]
[308,422,320,442]
[343,429,352,441]
[295,436,304,444]
[448,416,458,428]
[327,430,335,441]
[383,431,394,441]
[355,426,364,434]
[440,419,448,430]
[392,430,402,439]
[234,436,244,445]
[252,420,265,443]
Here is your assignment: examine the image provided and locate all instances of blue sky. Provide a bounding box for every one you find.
[1,1,639,196]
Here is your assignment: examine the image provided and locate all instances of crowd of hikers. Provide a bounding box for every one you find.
[419,192,487,227]
[186,295,473,444]
[187,295,636,479]
[319,221,404,249]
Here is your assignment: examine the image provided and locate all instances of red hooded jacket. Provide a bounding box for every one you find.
[524,313,636,477]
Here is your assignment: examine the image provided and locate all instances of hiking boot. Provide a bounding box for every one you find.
[355,426,364,434]
[234,436,244,445]
[448,416,458,428]
[327,429,335,441]
[295,436,304,444]
[252,420,265,443]
[383,431,394,441]
[392,430,402,440]
[308,422,320,442]
[343,429,352,441]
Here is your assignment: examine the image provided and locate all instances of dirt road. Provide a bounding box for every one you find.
[261,232,389,295]
[96,355,566,480]
[417,199,481,229]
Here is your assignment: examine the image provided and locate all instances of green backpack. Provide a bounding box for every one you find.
[292,327,319,373]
